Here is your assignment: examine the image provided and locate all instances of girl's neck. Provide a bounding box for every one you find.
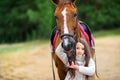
[76,54,85,62]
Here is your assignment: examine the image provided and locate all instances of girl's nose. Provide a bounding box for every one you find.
[78,49,82,53]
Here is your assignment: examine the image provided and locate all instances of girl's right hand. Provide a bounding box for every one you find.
[67,61,79,70]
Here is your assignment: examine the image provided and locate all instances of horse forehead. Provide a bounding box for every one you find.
[63,6,75,13]
[62,8,66,15]
[55,5,75,14]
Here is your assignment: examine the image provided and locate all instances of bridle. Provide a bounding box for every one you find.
[60,30,76,39]
[59,2,78,40]
[56,1,79,52]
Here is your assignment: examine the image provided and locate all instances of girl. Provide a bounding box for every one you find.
[55,38,95,80]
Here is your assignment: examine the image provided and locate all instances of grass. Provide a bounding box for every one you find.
[0,28,120,54]
[0,39,49,54]
[93,28,120,38]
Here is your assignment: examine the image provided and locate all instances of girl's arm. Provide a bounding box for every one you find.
[78,58,95,76]
[55,42,68,65]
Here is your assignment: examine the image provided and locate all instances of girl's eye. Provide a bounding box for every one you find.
[82,48,84,50]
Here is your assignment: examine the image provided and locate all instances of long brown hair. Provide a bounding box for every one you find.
[76,38,92,80]
[76,38,91,67]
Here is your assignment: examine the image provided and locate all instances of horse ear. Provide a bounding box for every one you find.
[71,0,76,3]
[52,0,59,5]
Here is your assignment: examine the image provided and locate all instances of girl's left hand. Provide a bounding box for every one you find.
[67,61,79,70]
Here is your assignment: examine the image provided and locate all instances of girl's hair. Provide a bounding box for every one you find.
[76,38,91,66]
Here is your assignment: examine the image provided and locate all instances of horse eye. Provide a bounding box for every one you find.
[73,13,77,18]
[74,27,76,30]
[54,16,58,20]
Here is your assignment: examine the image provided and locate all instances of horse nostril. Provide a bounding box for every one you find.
[62,42,71,51]
[62,37,75,51]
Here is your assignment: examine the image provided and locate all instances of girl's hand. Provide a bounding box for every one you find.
[67,61,79,70]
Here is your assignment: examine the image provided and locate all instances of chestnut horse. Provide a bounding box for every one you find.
[51,0,95,80]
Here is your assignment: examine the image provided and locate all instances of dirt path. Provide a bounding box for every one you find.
[0,36,120,80]
[95,37,120,80]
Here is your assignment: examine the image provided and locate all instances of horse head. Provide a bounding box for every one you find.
[52,0,78,53]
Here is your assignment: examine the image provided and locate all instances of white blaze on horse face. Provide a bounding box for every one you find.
[62,8,69,34]
[62,8,69,46]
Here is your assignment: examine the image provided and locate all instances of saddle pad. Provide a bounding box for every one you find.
[78,21,95,49]
[50,27,58,54]
[50,21,95,54]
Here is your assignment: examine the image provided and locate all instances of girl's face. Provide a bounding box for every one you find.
[76,42,85,56]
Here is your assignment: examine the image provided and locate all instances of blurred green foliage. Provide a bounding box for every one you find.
[0,0,53,43]
[76,0,120,31]
[0,0,119,43]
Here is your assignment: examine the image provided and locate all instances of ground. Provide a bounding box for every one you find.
[0,36,120,80]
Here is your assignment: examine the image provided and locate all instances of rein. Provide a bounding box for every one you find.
[51,52,56,80]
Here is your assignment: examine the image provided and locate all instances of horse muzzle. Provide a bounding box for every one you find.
[61,35,75,51]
